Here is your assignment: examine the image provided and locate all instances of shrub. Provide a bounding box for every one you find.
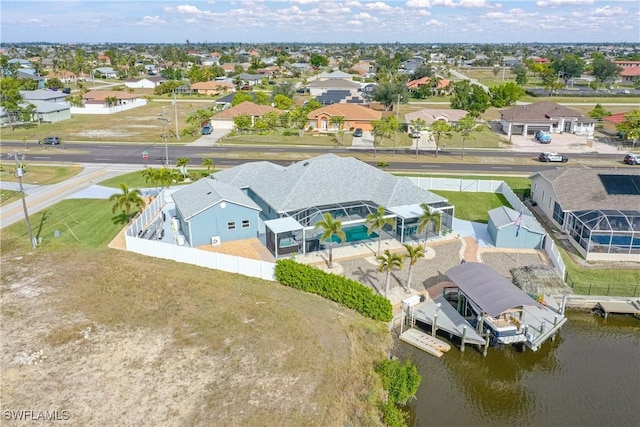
[376,359,422,405]
[274,259,393,322]
[282,130,299,136]
[379,401,409,427]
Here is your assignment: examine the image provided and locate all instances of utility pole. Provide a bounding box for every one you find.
[173,91,180,140]
[394,93,400,156]
[158,108,170,167]
[15,155,37,249]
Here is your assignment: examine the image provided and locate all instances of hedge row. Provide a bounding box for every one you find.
[274,259,393,322]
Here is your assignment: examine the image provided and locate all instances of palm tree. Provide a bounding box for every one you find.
[377,249,404,298]
[109,183,145,224]
[417,203,442,250]
[176,157,191,179]
[403,244,424,293]
[201,158,214,175]
[314,213,346,269]
[365,206,395,256]
[141,167,158,189]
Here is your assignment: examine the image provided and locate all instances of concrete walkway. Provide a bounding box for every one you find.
[187,129,229,147]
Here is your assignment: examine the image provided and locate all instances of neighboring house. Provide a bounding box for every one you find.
[498,101,596,138]
[616,62,640,84]
[71,90,146,115]
[124,76,166,89]
[190,81,235,95]
[349,61,375,77]
[405,108,468,130]
[307,104,383,132]
[214,92,236,110]
[20,89,68,104]
[28,100,71,123]
[487,206,545,249]
[529,169,640,262]
[406,76,451,92]
[315,90,365,106]
[210,154,452,258]
[602,112,629,134]
[210,101,284,130]
[94,67,117,78]
[201,56,220,66]
[18,71,45,88]
[316,70,355,81]
[45,70,77,84]
[236,73,263,86]
[308,78,361,97]
[171,178,261,247]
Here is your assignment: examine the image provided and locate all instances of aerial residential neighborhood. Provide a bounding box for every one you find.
[1,0,639,425]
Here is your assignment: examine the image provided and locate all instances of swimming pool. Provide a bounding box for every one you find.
[330,225,378,243]
[591,234,640,248]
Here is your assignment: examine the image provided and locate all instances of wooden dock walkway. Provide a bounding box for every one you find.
[399,328,452,358]
[597,299,640,319]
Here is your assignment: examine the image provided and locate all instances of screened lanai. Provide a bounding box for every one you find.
[565,209,640,256]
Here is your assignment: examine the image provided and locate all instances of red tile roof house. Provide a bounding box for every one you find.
[210,101,284,130]
[498,101,596,138]
[44,70,77,84]
[617,65,640,84]
[306,104,383,132]
[602,112,629,134]
[190,81,235,96]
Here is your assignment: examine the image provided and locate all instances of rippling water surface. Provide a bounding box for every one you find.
[397,312,640,427]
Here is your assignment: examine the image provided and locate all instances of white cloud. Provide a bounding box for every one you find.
[137,16,166,26]
[175,5,204,14]
[406,0,432,7]
[536,0,595,7]
[347,19,364,26]
[458,0,488,7]
[289,0,321,4]
[592,6,625,17]
[426,18,445,26]
[362,2,393,11]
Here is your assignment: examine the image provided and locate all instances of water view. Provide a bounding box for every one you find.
[398,311,639,427]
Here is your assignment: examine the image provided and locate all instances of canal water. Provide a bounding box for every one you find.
[397,311,640,427]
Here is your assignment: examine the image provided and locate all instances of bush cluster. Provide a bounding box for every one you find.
[376,359,422,427]
[273,259,393,322]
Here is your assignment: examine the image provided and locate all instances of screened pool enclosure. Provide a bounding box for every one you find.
[564,209,640,256]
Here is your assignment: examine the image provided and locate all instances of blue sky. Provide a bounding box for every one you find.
[1,0,639,44]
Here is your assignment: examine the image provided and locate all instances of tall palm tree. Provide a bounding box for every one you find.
[109,183,145,224]
[417,203,442,250]
[314,213,346,269]
[155,167,180,189]
[201,158,214,175]
[403,244,424,293]
[365,206,395,256]
[377,249,404,298]
[176,157,191,179]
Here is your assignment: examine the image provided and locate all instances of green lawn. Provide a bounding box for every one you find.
[0,165,83,186]
[1,189,21,205]
[1,199,124,252]
[98,168,213,188]
[431,190,512,223]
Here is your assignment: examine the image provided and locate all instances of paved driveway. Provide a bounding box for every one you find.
[187,129,229,147]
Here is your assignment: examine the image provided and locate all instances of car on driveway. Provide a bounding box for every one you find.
[39,136,61,145]
[353,128,363,137]
[539,152,568,163]
[201,125,212,135]
[534,130,552,143]
[623,154,640,165]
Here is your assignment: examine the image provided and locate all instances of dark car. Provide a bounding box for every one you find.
[353,128,363,137]
[201,125,213,135]
[39,136,61,145]
[623,154,640,165]
[539,152,568,163]
[62,87,71,94]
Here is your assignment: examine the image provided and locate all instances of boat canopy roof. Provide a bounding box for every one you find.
[446,262,542,318]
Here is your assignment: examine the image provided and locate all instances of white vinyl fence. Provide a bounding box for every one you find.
[124,190,276,281]
[409,177,567,279]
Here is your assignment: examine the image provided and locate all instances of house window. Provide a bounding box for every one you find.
[227,221,236,230]
[242,220,250,228]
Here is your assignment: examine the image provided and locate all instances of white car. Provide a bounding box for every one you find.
[539,152,568,163]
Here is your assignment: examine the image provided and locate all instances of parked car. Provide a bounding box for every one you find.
[623,154,640,165]
[240,85,251,91]
[201,125,212,135]
[62,87,71,94]
[353,128,363,137]
[39,136,61,145]
[534,130,552,143]
[539,152,568,163]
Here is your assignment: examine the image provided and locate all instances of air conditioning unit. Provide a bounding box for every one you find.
[211,236,221,246]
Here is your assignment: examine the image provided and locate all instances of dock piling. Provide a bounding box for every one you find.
[482,334,490,357]
[461,326,467,352]
[432,314,438,337]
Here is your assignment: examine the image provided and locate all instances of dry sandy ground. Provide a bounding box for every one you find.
[0,249,389,426]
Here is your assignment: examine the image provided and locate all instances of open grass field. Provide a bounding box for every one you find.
[430,190,512,223]
[1,197,391,426]
[0,164,83,186]
[0,189,21,205]
[98,168,213,188]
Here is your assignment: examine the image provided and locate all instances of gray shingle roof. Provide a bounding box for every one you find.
[488,206,545,235]
[530,169,640,211]
[171,178,260,220]
[20,89,67,101]
[214,154,445,213]
[500,101,595,123]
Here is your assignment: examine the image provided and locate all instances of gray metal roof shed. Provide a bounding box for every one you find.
[446,262,542,318]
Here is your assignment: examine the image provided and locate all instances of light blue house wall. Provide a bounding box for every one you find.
[180,201,260,247]
[488,206,546,250]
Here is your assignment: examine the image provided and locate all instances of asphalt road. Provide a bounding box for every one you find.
[0,140,622,174]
